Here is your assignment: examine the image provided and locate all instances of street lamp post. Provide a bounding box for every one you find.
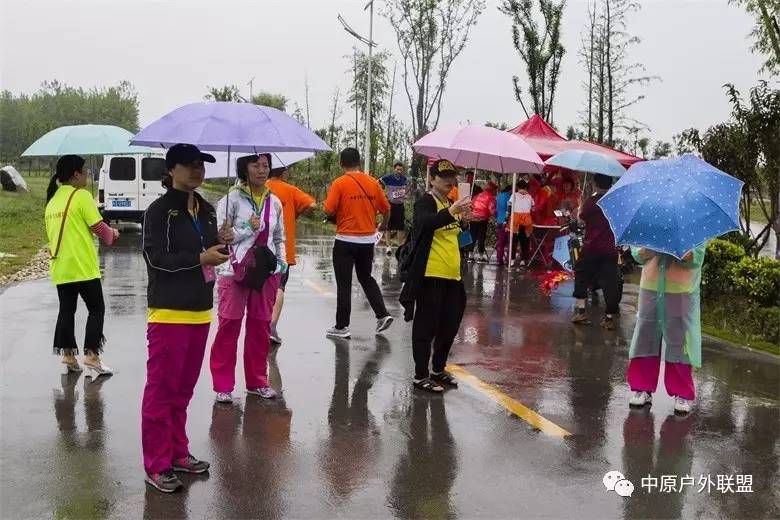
[364,0,374,174]
[338,1,375,173]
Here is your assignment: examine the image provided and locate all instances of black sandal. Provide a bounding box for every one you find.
[413,377,444,393]
[431,371,458,388]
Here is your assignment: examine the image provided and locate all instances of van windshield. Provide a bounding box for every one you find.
[109,157,135,181]
[142,158,166,181]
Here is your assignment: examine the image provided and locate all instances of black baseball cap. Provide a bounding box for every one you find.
[165,143,216,170]
[431,159,458,177]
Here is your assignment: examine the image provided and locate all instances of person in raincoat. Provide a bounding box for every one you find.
[626,244,705,414]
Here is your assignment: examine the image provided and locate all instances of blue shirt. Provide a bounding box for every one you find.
[379,173,408,204]
[496,191,511,224]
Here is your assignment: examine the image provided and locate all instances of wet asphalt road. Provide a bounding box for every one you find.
[0,226,778,519]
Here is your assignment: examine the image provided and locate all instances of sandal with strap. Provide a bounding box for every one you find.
[413,377,444,393]
[431,371,458,388]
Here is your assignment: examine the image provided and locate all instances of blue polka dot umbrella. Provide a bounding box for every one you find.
[597,154,744,259]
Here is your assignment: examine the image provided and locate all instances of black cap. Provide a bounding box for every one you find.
[165,144,216,170]
[431,159,458,177]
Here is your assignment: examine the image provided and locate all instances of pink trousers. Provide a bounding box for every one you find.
[495,224,509,264]
[142,322,210,474]
[627,356,695,400]
[209,274,280,393]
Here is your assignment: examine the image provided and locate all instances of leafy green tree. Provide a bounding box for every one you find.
[251,91,288,111]
[0,80,139,163]
[731,0,780,74]
[205,85,242,102]
[384,0,485,176]
[499,0,566,125]
[651,141,672,159]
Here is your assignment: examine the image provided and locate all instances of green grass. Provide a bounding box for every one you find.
[0,177,50,277]
[702,323,780,356]
[0,175,96,278]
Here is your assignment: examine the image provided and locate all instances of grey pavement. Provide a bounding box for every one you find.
[1,227,778,519]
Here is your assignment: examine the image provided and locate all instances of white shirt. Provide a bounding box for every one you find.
[510,192,534,213]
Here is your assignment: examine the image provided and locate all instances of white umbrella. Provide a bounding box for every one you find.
[205,151,314,179]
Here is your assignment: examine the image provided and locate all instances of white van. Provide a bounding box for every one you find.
[98,153,166,223]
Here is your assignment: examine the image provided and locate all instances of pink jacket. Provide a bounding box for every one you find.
[472,190,496,221]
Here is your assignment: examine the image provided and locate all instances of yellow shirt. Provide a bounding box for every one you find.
[425,197,461,280]
[45,185,103,285]
[147,308,212,325]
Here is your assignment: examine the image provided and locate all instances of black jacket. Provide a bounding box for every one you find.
[399,193,458,321]
[142,188,219,311]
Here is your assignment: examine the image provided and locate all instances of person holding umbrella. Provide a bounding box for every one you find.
[596,154,745,415]
[141,144,233,493]
[209,153,286,402]
[626,245,705,414]
[45,155,119,376]
[399,159,472,393]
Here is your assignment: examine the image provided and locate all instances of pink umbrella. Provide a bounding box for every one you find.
[412,124,544,174]
[414,125,545,278]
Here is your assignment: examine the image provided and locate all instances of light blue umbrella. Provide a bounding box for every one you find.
[597,154,743,259]
[545,150,626,177]
[21,124,143,156]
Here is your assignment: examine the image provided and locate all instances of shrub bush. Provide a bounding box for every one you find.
[727,256,780,307]
[702,239,746,298]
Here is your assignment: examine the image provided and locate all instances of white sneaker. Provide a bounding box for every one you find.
[629,391,652,407]
[215,392,233,403]
[376,315,394,334]
[674,397,693,414]
[247,387,277,399]
[326,326,351,339]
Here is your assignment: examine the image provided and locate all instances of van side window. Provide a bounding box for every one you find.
[109,157,136,181]
[142,158,165,181]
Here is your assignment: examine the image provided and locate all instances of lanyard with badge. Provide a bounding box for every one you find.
[432,192,472,248]
[189,199,216,283]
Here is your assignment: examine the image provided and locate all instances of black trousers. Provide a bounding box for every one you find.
[512,232,530,261]
[412,278,467,379]
[470,220,488,254]
[573,254,620,315]
[333,239,389,329]
[53,278,105,355]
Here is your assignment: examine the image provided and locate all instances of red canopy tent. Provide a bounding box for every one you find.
[507,114,644,167]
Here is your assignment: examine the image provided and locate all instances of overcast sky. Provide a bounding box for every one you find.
[0,0,770,145]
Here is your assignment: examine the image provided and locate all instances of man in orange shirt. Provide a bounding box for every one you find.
[323,148,393,339]
[266,166,317,346]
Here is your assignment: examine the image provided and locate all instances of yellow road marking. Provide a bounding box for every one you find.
[303,279,334,296]
[446,364,572,438]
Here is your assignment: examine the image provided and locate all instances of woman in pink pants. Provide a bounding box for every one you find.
[211,153,286,403]
[627,245,706,415]
[141,144,233,493]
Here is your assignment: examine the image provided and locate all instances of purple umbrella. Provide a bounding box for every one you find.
[131,101,331,153]
[131,101,331,220]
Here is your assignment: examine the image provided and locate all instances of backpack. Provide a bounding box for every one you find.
[395,217,416,282]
